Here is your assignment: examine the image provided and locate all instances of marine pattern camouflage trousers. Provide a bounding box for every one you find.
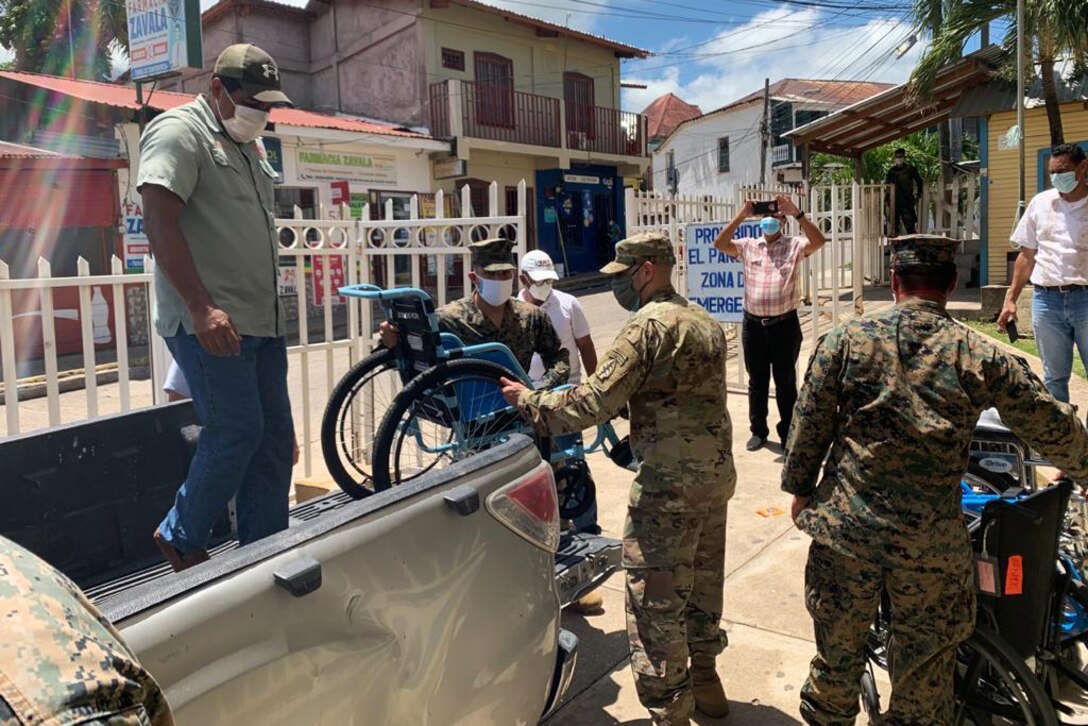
[800,541,975,726]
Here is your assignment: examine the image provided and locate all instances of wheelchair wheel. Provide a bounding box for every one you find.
[371,359,544,491]
[954,627,1058,725]
[860,668,883,725]
[554,460,596,521]
[320,347,402,499]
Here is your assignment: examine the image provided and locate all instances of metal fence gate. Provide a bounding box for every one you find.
[0,180,527,481]
[625,182,880,386]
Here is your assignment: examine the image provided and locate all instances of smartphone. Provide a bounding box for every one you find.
[1007,320,1020,344]
[752,200,778,216]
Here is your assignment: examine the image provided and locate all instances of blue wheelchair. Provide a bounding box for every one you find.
[861,411,1088,725]
[320,285,634,514]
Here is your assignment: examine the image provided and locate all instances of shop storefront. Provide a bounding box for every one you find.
[536,164,624,277]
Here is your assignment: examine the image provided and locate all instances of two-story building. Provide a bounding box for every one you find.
[163,0,651,276]
[653,79,892,199]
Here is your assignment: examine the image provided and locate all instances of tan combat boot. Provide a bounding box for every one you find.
[690,655,729,718]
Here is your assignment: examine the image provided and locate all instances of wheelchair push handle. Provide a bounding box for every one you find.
[338,284,432,303]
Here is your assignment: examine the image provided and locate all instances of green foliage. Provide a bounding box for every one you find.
[908,0,1088,145]
[0,0,128,80]
[811,130,978,185]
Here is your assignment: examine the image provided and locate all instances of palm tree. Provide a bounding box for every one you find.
[0,0,128,80]
[909,0,1088,147]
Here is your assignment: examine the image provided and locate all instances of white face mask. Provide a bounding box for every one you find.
[476,277,513,307]
[215,90,269,144]
[528,281,553,302]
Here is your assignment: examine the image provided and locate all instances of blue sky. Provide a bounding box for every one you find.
[3,0,994,114]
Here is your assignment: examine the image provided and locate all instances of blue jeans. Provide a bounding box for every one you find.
[1032,288,1088,403]
[159,334,295,553]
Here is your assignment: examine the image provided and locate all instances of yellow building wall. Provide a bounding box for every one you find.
[421,4,621,109]
[987,102,1088,284]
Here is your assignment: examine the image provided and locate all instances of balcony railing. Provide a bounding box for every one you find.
[772,143,795,166]
[565,103,645,157]
[429,80,646,158]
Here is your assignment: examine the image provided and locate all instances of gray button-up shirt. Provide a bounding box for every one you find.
[137,95,285,338]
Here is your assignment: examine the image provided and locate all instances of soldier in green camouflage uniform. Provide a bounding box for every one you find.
[783,234,1088,726]
[501,233,736,725]
[0,535,173,725]
[380,237,569,387]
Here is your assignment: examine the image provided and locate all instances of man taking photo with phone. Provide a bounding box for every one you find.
[714,195,827,451]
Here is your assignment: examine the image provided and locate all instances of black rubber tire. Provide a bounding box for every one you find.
[860,669,883,725]
[954,626,1059,726]
[554,460,596,521]
[320,347,398,499]
[371,358,542,491]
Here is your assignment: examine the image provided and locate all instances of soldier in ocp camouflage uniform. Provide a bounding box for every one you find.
[0,535,173,725]
[501,233,736,726]
[783,234,1088,725]
[380,237,569,387]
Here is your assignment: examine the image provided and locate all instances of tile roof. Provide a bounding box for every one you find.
[643,93,702,141]
[0,141,76,159]
[0,70,431,139]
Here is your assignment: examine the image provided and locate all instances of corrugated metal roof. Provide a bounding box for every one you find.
[785,47,1004,157]
[445,0,650,58]
[0,141,74,158]
[0,70,433,139]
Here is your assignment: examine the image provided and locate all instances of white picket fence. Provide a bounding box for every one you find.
[0,180,528,480]
[624,182,871,386]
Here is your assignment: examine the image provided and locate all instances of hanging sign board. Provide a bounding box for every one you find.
[127,0,203,81]
[684,222,761,322]
[297,150,398,185]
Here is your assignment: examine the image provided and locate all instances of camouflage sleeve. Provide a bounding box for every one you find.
[984,350,1088,484]
[517,318,659,436]
[535,311,571,388]
[781,328,845,496]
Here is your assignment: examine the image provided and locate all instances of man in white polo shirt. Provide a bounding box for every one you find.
[1000,143,1088,404]
[519,250,603,614]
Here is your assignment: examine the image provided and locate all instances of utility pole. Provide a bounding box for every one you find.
[1016,0,1026,221]
[66,0,75,79]
[760,78,770,186]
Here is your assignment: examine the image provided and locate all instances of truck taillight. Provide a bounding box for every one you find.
[486,464,560,553]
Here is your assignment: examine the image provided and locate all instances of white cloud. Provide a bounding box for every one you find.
[623,8,925,112]
[0,45,13,64]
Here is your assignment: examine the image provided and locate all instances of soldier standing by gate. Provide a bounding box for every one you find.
[501,233,736,726]
[783,235,1088,725]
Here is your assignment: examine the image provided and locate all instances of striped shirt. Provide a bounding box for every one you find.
[735,235,807,317]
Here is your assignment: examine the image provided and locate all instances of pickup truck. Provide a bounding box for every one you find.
[0,402,620,724]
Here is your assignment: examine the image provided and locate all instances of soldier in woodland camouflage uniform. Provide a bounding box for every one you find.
[0,535,173,725]
[501,233,736,725]
[783,234,1088,726]
[380,237,569,387]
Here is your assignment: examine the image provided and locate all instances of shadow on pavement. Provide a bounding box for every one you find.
[546,609,630,724]
[697,702,797,725]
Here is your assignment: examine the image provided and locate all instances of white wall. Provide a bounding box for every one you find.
[652,103,769,199]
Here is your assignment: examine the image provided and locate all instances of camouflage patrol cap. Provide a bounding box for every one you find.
[214,44,293,107]
[469,237,517,272]
[600,232,677,275]
[891,234,959,270]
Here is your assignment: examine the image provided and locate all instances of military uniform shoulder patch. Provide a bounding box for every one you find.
[598,357,620,381]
